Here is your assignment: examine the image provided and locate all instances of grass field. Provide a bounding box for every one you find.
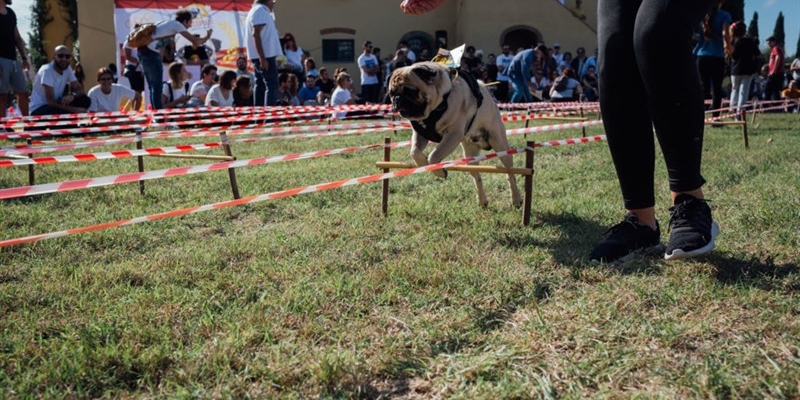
[1,111,799,398]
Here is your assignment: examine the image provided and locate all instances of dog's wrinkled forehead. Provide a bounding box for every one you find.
[411,65,438,84]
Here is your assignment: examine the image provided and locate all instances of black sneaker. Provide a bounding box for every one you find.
[590,213,661,263]
[664,194,720,261]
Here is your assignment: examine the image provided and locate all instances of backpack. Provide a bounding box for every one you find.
[553,75,569,92]
[126,23,157,48]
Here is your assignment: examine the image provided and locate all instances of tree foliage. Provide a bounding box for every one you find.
[747,11,760,42]
[28,0,53,70]
[56,0,79,61]
[772,12,785,46]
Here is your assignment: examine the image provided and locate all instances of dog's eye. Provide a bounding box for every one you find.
[402,86,419,97]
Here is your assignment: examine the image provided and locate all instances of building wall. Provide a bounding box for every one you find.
[42,0,72,61]
[73,0,598,91]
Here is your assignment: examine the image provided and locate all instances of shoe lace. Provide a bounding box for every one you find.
[668,198,711,231]
[602,217,640,239]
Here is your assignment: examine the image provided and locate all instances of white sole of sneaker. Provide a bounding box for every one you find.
[663,221,720,261]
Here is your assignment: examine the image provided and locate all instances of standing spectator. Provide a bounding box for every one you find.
[0,0,31,117]
[139,11,211,109]
[205,70,236,107]
[358,40,381,103]
[88,67,141,112]
[233,75,253,107]
[496,45,513,103]
[298,74,321,105]
[74,62,86,88]
[315,66,335,105]
[188,63,218,106]
[570,47,589,79]
[235,55,256,88]
[107,63,118,84]
[388,49,412,74]
[764,36,785,101]
[246,0,281,107]
[728,21,760,115]
[29,45,91,115]
[161,62,191,109]
[485,53,498,82]
[281,33,305,78]
[590,0,720,262]
[123,45,145,110]
[507,46,540,103]
[460,46,481,76]
[694,0,731,120]
[552,43,564,64]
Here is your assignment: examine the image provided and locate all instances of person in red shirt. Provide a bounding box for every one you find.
[765,36,785,101]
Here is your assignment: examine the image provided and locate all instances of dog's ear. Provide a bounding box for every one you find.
[412,65,438,84]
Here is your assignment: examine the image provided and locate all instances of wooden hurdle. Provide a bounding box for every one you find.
[377,138,535,225]
[704,110,749,148]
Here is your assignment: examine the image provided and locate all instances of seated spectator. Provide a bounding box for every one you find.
[88,67,141,112]
[549,67,583,102]
[277,72,299,106]
[791,56,800,84]
[235,55,256,85]
[182,36,211,65]
[188,64,218,106]
[753,64,770,100]
[531,69,550,100]
[108,63,119,83]
[233,75,253,107]
[288,74,301,104]
[315,67,335,105]
[304,57,319,79]
[161,62,192,109]
[281,33,305,77]
[331,72,359,118]
[485,53,498,82]
[479,67,498,102]
[205,70,236,107]
[298,74,321,106]
[461,45,481,76]
[558,51,572,73]
[29,45,91,116]
[781,81,800,112]
[581,65,599,101]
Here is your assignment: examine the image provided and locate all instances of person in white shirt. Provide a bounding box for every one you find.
[88,67,141,112]
[245,0,282,106]
[188,63,217,106]
[495,45,514,103]
[161,62,192,109]
[29,45,91,115]
[331,72,359,119]
[358,41,381,103]
[281,33,305,75]
[122,45,145,109]
[205,70,237,107]
[138,11,211,109]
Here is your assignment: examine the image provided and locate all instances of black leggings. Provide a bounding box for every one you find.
[697,55,726,117]
[598,0,713,210]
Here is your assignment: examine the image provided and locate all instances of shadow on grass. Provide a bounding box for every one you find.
[707,253,800,292]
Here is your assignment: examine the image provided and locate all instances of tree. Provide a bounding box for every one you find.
[747,11,759,42]
[722,0,744,24]
[28,0,53,70]
[795,31,800,59]
[772,11,785,45]
[57,0,79,61]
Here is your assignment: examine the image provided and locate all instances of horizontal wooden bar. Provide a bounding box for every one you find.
[537,117,588,121]
[375,161,533,176]
[149,154,235,161]
[705,121,745,126]
[0,154,29,159]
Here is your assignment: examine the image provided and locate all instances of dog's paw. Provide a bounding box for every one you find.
[432,169,447,179]
[512,196,523,209]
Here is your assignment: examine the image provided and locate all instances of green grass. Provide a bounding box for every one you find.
[1,112,799,398]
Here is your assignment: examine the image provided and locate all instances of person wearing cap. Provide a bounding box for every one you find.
[764,36,785,101]
[552,43,564,64]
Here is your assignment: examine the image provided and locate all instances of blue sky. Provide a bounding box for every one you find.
[11,0,800,55]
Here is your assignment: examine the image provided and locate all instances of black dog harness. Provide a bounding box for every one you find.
[410,69,484,143]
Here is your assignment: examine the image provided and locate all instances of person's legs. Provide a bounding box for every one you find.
[139,50,164,109]
[635,0,718,260]
[265,56,279,107]
[251,59,266,107]
[708,57,725,117]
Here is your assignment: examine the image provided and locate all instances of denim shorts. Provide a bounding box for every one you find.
[0,57,28,94]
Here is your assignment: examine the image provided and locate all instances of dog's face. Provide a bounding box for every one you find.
[388,62,452,120]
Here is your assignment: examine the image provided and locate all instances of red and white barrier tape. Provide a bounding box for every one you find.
[0,142,226,167]
[0,145,530,247]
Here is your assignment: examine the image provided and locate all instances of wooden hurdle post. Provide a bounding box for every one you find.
[135,129,145,195]
[579,105,586,137]
[381,137,391,216]
[523,141,534,226]
[219,131,241,199]
[740,109,749,149]
[26,138,35,186]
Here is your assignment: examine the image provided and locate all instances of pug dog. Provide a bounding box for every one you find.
[388,61,522,208]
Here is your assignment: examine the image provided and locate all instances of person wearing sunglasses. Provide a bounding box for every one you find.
[87,67,141,112]
[29,45,91,116]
